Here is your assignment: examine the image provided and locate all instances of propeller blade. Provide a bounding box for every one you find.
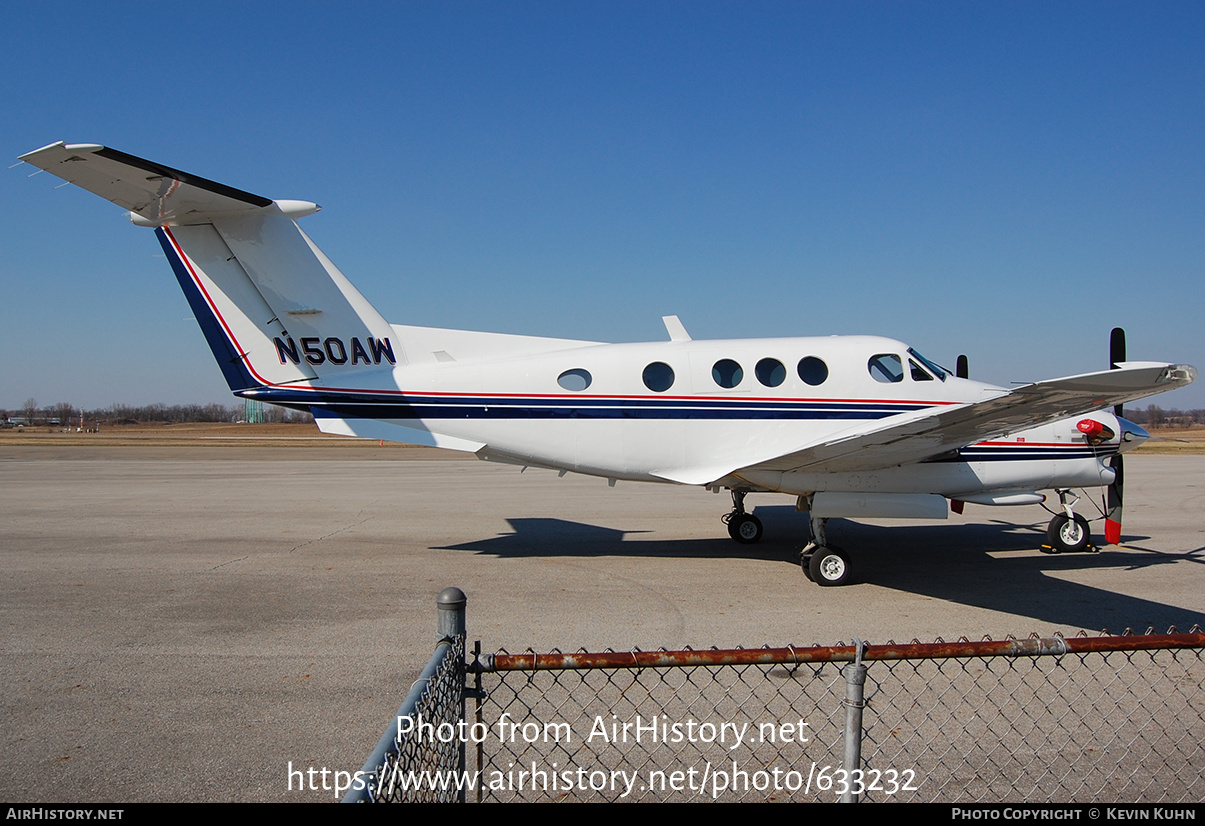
[1105,453,1123,544]
[1110,327,1126,417]
[956,354,968,379]
[1109,327,1126,368]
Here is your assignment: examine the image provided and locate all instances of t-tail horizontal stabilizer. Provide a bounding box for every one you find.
[20,142,402,393]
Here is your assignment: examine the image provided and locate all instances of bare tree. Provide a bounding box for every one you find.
[51,402,77,425]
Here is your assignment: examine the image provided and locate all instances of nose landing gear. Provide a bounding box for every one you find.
[1041,489,1098,554]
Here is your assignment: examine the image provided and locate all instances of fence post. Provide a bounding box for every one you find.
[342,587,469,803]
[840,637,868,803]
[437,587,467,803]
[437,586,466,639]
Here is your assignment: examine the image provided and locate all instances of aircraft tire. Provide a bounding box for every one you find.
[1047,514,1091,553]
[808,546,851,586]
[728,513,763,544]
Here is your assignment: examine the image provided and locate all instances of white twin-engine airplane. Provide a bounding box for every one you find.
[22,142,1197,586]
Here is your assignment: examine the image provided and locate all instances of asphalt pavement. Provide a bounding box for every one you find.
[2,445,1201,801]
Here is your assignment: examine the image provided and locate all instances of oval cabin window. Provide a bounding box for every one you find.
[642,362,675,392]
[712,359,743,389]
[797,356,828,386]
[557,369,592,392]
[755,358,786,388]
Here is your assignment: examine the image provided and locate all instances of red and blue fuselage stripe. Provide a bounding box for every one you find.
[158,228,1109,459]
[250,386,935,421]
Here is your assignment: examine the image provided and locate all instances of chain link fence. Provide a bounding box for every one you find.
[856,641,1203,802]
[346,589,1204,803]
[472,634,1205,802]
[344,589,468,802]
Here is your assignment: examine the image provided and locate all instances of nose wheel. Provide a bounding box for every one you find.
[1044,513,1094,554]
[1041,490,1097,554]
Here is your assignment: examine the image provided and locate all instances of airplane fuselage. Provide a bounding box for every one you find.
[250,330,1132,502]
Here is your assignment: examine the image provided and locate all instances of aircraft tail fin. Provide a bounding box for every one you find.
[20,142,403,392]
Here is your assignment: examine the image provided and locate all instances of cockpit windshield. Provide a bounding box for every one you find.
[907,348,950,381]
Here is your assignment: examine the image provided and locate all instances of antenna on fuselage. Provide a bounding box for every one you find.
[662,315,691,342]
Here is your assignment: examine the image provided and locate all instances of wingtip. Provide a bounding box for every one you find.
[18,141,64,162]
[19,141,104,163]
[1171,364,1197,386]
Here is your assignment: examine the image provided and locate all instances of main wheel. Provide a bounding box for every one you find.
[727,513,763,544]
[1046,513,1091,553]
[800,549,814,581]
[808,546,851,586]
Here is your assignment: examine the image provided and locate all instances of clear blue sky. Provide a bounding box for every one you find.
[4,2,1203,410]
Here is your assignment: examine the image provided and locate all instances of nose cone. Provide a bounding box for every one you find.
[1117,417,1150,452]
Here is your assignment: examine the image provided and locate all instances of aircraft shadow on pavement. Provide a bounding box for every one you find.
[436,505,1205,632]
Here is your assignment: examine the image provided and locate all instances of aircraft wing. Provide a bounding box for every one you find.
[19,142,271,224]
[727,361,1196,479]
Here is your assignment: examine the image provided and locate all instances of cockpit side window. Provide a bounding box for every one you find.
[868,354,904,383]
[907,348,949,381]
[909,359,934,381]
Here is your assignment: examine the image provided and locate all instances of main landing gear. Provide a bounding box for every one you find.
[799,515,851,587]
[1041,489,1097,555]
[721,493,853,586]
[723,490,763,544]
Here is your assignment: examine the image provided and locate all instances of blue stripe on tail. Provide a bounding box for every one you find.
[154,228,260,392]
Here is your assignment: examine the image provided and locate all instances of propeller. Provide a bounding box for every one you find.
[949,355,969,514]
[1105,327,1125,544]
[1110,327,1126,415]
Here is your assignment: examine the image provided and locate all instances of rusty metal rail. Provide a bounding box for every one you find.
[479,630,1205,672]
